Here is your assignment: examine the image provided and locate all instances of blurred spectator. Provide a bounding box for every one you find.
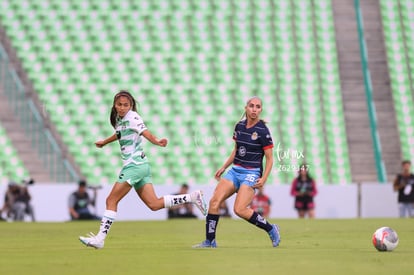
[69,180,100,220]
[290,165,317,219]
[393,160,414,218]
[251,187,271,218]
[167,183,197,219]
[0,181,35,222]
[219,201,231,217]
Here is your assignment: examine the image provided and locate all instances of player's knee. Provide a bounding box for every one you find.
[209,196,221,212]
[148,205,158,211]
[105,195,121,209]
[233,205,246,218]
[105,197,115,208]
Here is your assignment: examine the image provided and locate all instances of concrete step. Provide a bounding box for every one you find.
[0,92,52,182]
[333,0,396,184]
[332,0,391,183]
[336,43,360,52]
[374,103,396,113]
[1,23,83,183]
[342,101,369,109]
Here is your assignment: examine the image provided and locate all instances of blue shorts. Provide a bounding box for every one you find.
[223,166,261,191]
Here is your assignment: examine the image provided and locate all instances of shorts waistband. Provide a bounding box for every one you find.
[232,164,260,171]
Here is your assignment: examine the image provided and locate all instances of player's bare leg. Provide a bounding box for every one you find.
[236,185,280,247]
[79,182,131,249]
[193,179,235,248]
[137,183,207,215]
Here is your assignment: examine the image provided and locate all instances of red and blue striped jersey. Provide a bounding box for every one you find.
[232,119,274,172]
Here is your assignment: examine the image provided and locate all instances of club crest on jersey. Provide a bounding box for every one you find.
[251,131,258,140]
[238,146,246,157]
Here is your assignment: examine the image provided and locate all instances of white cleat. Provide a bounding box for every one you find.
[79,232,104,249]
[190,190,208,216]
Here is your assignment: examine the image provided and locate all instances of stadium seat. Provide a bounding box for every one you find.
[380,0,414,163]
[0,124,29,181]
[0,0,352,184]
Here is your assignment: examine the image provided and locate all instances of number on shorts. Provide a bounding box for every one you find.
[244,174,256,183]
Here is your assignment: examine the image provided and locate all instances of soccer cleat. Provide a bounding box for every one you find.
[79,232,104,249]
[192,239,217,248]
[268,224,281,247]
[190,190,208,216]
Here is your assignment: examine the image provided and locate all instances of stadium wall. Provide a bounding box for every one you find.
[0,183,398,222]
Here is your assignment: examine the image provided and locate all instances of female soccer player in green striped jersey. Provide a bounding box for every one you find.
[79,91,207,249]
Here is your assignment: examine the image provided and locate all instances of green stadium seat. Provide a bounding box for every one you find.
[380,0,414,163]
[0,124,29,180]
[0,0,353,184]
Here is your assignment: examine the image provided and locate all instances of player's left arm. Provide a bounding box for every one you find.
[253,148,273,188]
[142,129,168,147]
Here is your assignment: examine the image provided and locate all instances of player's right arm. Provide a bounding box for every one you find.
[95,133,118,148]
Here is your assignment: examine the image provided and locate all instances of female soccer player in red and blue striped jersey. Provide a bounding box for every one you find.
[193,96,280,248]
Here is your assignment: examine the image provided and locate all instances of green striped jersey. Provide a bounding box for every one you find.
[115,110,148,166]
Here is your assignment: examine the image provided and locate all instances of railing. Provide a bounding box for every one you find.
[0,44,78,182]
[354,0,387,182]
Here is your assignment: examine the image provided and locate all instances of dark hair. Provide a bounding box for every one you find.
[402,160,411,166]
[110,90,137,128]
[297,163,313,181]
[78,180,87,187]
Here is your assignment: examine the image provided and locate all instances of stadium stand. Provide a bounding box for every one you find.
[0,0,352,185]
[380,0,414,163]
[0,124,29,182]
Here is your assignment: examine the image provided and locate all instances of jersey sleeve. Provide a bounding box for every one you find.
[290,179,298,196]
[232,123,239,141]
[130,114,148,135]
[260,125,274,150]
[310,180,318,197]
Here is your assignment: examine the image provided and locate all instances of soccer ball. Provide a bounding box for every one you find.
[372,227,399,252]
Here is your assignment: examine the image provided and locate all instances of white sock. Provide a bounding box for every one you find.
[97,210,117,240]
[163,194,191,208]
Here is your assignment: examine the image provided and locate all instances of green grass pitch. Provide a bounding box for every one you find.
[0,218,412,275]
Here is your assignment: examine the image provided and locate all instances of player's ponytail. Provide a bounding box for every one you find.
[239,111,247,122]
[110,106,117,128]
[110,90,137,128]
